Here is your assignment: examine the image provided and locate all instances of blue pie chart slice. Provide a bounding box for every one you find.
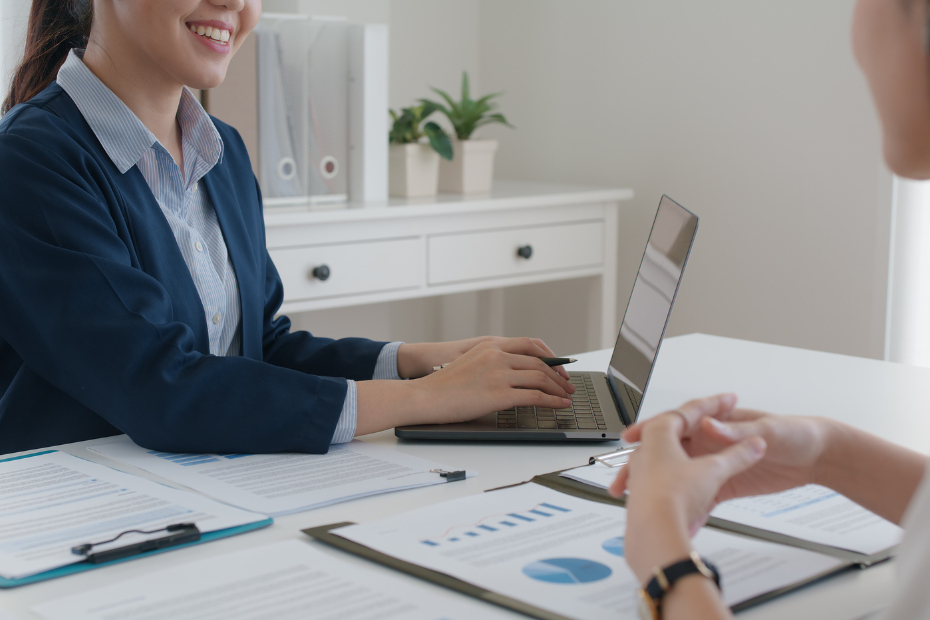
[602,536,625,557]
[522,558,612,584]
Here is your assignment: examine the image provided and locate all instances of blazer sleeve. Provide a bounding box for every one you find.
[0,131,346,455]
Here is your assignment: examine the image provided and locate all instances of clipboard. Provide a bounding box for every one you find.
[528,468,896,567]
[303,482,856,618]
[0,450,273,588]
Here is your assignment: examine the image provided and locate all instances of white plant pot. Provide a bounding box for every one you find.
[389,143,440,198]
[439,138,499,194]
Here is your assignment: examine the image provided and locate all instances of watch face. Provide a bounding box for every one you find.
[637,589,658,620]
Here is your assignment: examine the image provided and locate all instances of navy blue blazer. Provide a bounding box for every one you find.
[0,83,387,456]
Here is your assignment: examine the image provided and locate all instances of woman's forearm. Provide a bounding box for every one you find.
[354,380,429,435]
[815,419,927,524]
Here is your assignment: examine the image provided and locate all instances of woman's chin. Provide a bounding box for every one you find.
[884,146,930,181]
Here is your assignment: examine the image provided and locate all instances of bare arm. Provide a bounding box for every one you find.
[816,420,927,524]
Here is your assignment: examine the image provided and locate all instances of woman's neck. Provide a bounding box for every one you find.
[81,40,185,169]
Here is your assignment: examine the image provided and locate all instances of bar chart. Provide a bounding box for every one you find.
[420,502,571,547]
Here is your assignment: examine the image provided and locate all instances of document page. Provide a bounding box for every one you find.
[710,484,902,555]
[561,465,902,556]
[33,539,522,620]
[0,452,262,580]
[335,483,844,620]
[91,438,472,517]
[560,462,621,489]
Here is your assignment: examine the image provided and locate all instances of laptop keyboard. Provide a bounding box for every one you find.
[495,374,607,430]
[623,382,642,410]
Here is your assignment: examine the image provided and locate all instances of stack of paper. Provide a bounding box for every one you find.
[559,462,902,559]
[91,438,473,517]
[0,451,265,582]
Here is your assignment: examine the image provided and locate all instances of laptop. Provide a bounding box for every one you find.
[396,195,699,441]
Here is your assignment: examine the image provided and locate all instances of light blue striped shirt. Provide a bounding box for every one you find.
[57,50,402,443]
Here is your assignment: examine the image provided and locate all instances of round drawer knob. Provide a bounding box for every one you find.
[516,245,533,259]
[312,265,331,281]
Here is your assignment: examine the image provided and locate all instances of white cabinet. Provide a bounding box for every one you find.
[427,221,604,285]
[263,181,632,348]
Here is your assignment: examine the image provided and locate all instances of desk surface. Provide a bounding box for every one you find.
[3,334,927,619]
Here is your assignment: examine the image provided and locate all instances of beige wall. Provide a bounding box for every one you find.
[269,1,892,359]
[478,0,891,359]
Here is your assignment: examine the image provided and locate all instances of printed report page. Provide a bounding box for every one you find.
[33,539,524,620]
[92,437,472,517]
[562,464,902,556]
[709,484,902,555]
[0,451,262,580]
[336,483,844,620]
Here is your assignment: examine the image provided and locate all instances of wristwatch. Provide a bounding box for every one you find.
[637,551,721,620]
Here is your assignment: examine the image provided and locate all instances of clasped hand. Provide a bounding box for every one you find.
[609,393,830,583]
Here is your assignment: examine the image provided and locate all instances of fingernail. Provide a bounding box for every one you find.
[748,437,766,455]
[562,398,572,406]
[708,418,730,434]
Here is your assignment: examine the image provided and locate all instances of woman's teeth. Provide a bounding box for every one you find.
[189,24,230,43]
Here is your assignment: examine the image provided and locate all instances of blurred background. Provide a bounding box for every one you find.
[4,0,912,362]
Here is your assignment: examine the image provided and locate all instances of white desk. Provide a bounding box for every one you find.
[3,333,928,618]
[263,180,632,348]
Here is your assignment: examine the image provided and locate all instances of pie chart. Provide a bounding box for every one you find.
[522,558,612,584]
[602,536,625,557]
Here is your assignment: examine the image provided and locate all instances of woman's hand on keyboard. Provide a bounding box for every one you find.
[397,336,571,380]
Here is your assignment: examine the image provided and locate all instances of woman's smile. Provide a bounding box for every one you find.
[186,20,234,54]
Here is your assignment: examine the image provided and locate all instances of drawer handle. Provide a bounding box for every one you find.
[516,245,533,260]
[312,265,331,281]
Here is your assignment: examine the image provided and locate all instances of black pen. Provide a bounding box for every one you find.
[539,357,577,367]
[432,356,577,373]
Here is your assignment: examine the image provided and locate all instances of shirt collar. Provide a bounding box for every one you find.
[57,49,224,174]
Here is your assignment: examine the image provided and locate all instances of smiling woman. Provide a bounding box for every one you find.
[0,0,575,456]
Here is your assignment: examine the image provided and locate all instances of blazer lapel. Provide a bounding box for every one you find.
[201,163,260,360]
[114,168,212,353]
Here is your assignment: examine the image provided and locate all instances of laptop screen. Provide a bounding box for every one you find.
[607,196,699,415]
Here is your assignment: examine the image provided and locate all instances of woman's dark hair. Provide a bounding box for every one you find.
[2,0,93,115]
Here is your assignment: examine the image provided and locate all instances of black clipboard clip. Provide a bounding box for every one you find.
[430,468,466,482]
[71,523,201,564]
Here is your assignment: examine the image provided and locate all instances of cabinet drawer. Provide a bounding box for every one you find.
[428,221,604,285]
[270,238,422,302]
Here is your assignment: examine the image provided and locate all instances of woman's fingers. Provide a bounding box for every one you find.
[608,464,629,498]
[505,353,575,395]
[700,416,766,444]
[702,436,767,487]
[623,393,738,442]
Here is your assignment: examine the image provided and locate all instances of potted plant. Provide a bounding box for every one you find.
[422,71,514,194]
[388,103,453,198]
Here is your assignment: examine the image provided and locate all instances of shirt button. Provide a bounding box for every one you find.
[195,241,203,252]
[193,183,199,193]
[212,313,222,325]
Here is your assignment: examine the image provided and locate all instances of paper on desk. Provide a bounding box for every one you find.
[91,438,474,517]
[560,461,623,489]
[335,483,844,620]
[33,539,522,620]
[0,452,262,580]
[561,464,903,556]
[709,484,902,555]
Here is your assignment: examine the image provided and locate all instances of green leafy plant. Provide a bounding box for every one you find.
[421,71,514,141]
[388,103,453,160]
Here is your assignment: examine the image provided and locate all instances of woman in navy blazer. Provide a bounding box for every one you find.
[0,0,575,456]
